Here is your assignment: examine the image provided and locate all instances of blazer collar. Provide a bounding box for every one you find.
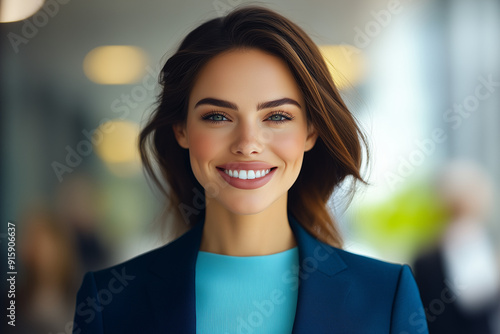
[146,212,349,333]
[287,212,347,276]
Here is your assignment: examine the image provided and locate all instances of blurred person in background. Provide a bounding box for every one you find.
[16,205,80,333]
[54,173,111,272]
[413,159,500,333]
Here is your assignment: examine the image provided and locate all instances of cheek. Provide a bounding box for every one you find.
[272,129,307,166]
[186,124,224,170]
[190,132,215,158]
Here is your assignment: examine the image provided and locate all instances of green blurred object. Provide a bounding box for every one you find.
[352,177,449,262]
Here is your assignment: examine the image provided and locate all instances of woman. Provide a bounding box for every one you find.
[72,6,428,333]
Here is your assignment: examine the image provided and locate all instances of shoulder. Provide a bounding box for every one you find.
[292,241,428,333]
[332,247,407,277]
[86,224,197,287]
[334,247,424,308]
[297,237,416,300]
[329,245,409,282]
[332,248,427,331]
[317,246,419,303]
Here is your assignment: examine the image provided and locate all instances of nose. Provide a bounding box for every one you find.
[231,120,264,156]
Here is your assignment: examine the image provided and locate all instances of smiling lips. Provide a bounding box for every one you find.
[216,162,277,189]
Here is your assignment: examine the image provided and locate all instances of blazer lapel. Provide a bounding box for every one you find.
[146,216,205,334]
[144,212,352,333]
[288,213,352,333]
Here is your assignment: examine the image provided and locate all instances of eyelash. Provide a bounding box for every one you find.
[201,110,295,124]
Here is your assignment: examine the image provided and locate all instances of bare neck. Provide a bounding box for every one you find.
[199,195,297,256]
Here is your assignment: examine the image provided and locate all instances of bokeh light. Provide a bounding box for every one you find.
[93,119,141,176]
[0,0,45,23]
[83,46,148,85]
[319,44,367,89]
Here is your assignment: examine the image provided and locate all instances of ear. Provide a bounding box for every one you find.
[172,122,189,149]
[304,123,318,152]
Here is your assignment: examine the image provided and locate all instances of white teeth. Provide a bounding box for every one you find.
[223,168,272,179]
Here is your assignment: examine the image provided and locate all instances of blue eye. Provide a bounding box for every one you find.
[267,111,294,124]
[201,112,229,123]
[269,114,285,121]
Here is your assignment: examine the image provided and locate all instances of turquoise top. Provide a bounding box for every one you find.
[195,246,299,334]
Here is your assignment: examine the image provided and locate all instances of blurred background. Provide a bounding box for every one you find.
[1,0,499,333]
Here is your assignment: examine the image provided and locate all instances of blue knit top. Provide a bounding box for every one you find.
[195,246,299,333]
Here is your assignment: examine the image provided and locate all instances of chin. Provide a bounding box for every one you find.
[218,198,273,216]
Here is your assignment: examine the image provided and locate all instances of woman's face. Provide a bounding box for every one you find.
[174,48,317,215]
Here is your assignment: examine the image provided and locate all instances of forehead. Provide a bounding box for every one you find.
[189,48,304,108]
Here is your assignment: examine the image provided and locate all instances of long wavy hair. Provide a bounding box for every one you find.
[138,5,369,248]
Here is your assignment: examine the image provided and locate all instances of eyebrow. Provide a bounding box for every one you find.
[194,97,301,110]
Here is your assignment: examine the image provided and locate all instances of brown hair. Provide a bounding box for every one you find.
[138,5,369,248]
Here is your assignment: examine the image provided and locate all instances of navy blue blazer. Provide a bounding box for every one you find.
[72,212,429,333]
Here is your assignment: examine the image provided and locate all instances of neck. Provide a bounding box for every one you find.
[199,194,297,256]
